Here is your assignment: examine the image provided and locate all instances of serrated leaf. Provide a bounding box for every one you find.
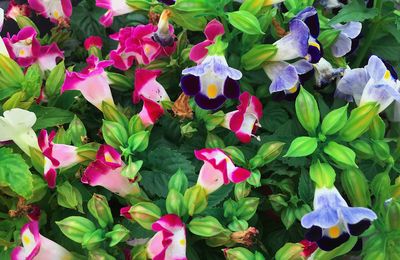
[284,137,318,157]
[0,148,33,198]
[30,105,74,130]
[298,169,314,204]
[329,0,379,25]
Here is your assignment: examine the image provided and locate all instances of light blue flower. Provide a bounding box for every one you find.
[331,22,362,57]
[301,186,377,251]
[313,58,345,87]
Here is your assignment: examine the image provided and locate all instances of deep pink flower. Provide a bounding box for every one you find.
[96,0,136,27]
[299,240,318,257]
[84,36,103,50]
[6,0,31,21]
[28,0,72,25]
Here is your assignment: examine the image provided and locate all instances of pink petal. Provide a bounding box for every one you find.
[204,19,225,41]
[84,36,103,50]
[96,144,122,169]
[228,167,251,183]
[197,161,225,194]
[138,97,165,127]
[189,40,212,64]
[99,10,113,27]
[52,144,81,168]
[61,0,72,18]
[133,69,162,104]
[44,168,57,188]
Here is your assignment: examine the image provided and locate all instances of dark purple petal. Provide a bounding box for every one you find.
[157,0,176,5]
[383,60,398,80]
[194,93,226,110]
[181,74,201,96]
[223,77,240,99]
[304,14,320,38]
[317,233,350,251]
[307,43,323,63]
[347,219,371,236]
[305,226,323,242]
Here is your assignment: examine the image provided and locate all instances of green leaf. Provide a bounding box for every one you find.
[329,0,379,25]
[298,169,314,204]
[323,141,357,168]
[241,44,277,70]
[313,236,358,259]
[30,105,74,130]
[284,137,318,157]
[227,10,264,35]
[0,148,33,198]
[321,104,348,135]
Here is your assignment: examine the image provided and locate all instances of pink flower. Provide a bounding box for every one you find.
[61,55,115,111]
[109,24,175,70]
[147,214,187,260]
[5,0,31,21]
[189,19,225,64]
[0,8,8,57]
[28,0,72,25]
[81,145,140,197]
[11,221,72,260]
[299,240,318,258]
[3,26,63,71]
[223,92,263,143]
[38,130,83,188]
[133,69,170,126]
[96,0,136,27]
[194,148,251,194]
[84,36,103,50]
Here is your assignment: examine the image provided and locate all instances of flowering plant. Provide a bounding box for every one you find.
[0,0,400,259]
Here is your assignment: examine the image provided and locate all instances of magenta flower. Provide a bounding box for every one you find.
[109,24,176,70]
[38,130,83,188]
[223,92,263,143]
[147,214,187,260]
[5,0,31,21]
[84,36,103,51]
[96,0,136,27]
[133,69,170,126]
[81,145,140,197]
[189,19,225,64]
[11,221,73,260]
[61,55,115,111]
[194,148,251,194]
[28,0,72,25]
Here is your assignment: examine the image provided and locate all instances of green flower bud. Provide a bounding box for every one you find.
[321,104,348,135]
[53,127,71,145]
[369,115,385,140]
[107,72,133,92]
[188,216,225,237]
[223,146,246,166]
[68,115,87,146]
[121,158,143,180]
[339,102,380,142]
[102,102,129,129]
[204,111,225,131]
[385,199,400,231]
[239,0,264,15]
[126,0,152,10]
[88,249,116,260]
[242,44,278,70]
[236,197,259,221]
[310,160,336,188]
[56,216,96,243]
[131,245,147,260]
[228,219,248,232]
[105,224,130,247]
[82,229,105,250]
[0,54,24,87]
[128,114,146,135]
[77,143,100,161]
[247,170,261,187]
[234,182,251,201]
[224,199,238,218]
[323,141,357,168]
[127,130,150,153]
[16,16,39,31]
[166,189,186,216]
[22,64,41,98]
[102,120,128,148]
[350,140,374,159]
[341,168,371,207]
[275,242,304,260]
[180,122,197,138]
[127,202,161,230]
[45,61,65,97]
[168,169,189,194]
[250,141,285,168]
[88,194,113,228]
[205,132,225,148]
[372,140,391,162]
[184,185,208,216]
[225,247,254,260]
[295,88,320,134]
[269,194,288,212]
[206,230,232,247]
[371,172,391,211]
[57,181,84,213]
[284,137,318,158]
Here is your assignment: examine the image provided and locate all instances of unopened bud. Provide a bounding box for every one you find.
[56,216,96,243]
[88,194,113,228]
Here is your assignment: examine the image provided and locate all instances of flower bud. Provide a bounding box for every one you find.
[371,172,391,211]
[269,194,288,212]
[341,168,371,207]
[82,229,105,250]
[323,141,357,168]
[224,247,254,260]
[188,216,225,237]
[295,87,320,134]
[168,169,189,194]
[223,146,246,166]
[350,140,374,159]
[102,102,129,129]
[45,61,65,97]
[369,115,385,140]
[16,16,38,31]
[321,104,348,135]
[385,199,400,231]
[310,160,336,188]
[205,132,225,148]
[84,36,103,58]
[53,127,71,144]
[234,182,251,201]
[77,143,100,161]
[123,202,161,230]
[102,120,128,148]
[206,230,232,247]
[126,0,152,10]
[230,227,259,247]
[339,102,380,142]
[275,242,306,260]
[180,122,197,138]
[127,130,150,153]
[88,194,113,228]
[0,54,24,87]
[242,44,278,70]
[236,197,259,221]
[250,141,285,168]
[128,114,146,135]
[56,216,96,243]
[105,224,130,247]
[166,189,186,216]
[204,111,225,131]
[88,249,116,260]
[107,71,133,92]
[372,140,391,162]
[68,115,87,146]
[224,199,238,219]
[29,147,45,174]
[184,185,208,216]
[247,170,261,187]
[239,0,264,15]
[228,219,249,232]
[57,181,83,213]
[121,158,143,180]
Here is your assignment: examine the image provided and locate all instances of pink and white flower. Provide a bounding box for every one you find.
[147,214,187,260]
[81,145,140,197]
[194,148,251,194]
[189,19,225,64]
[38,130,83,188]
[11,221,73,260]
[133,69,170,126]
[84,36,103,51]
[96,0,137,27]
[109,24,175,70]
[28,0,72,25]
[61,55,115,111]
[223,92,263,143]
[0,7,9,57]
[5,0,31,21]
[36,43,64,72]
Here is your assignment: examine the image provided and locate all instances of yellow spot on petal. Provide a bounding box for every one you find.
[384,70,391,80]
[179,239,186,246]
[105,153,113,163]
[19,49,25,56]
[207,84,218,99]
[54,10,60,19]
[328,226,341,239]
[288,85,298,93]
[144,45,152,55]
[23,235,30,245]
[309,41,321,50]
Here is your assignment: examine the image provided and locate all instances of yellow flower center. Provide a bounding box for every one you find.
[144,45,152,55]
[179,239,186,246]
[288,85,298,93]
[384,70,391,80]
[23,235,31,245]
[54,10,60,19]
[19,49,25,56]
[105,153,113,163]
[206,84,218,99]
[328,225,341,239]
[309,41,321,50]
